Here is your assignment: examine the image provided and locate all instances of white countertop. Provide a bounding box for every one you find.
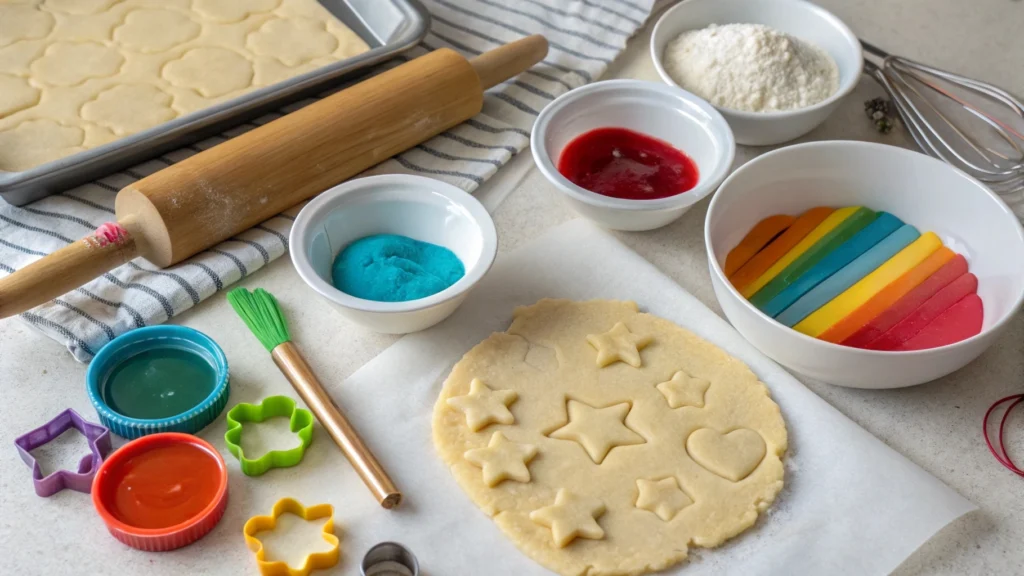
[2,0,1022,574]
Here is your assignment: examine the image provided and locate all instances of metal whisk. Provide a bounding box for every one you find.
[862,41,1024,208]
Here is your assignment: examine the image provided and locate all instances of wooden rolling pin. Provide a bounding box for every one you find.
[0,36,549,318]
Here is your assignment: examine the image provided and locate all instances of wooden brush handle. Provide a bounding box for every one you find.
[272,342,402,509]
[0,221,138,318]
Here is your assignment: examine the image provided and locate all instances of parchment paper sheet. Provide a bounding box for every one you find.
[322,219,975,575]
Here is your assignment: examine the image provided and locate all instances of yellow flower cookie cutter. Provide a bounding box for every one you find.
[243,498,340,576]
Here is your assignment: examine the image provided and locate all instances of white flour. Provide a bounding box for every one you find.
[663,23,839,112]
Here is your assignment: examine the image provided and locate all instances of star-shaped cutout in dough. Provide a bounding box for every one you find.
[656,371,711,409]
[529,488,606,548]
[464,432,538,487]
[635,477,693,522]
[548,399,645,464]
[586,322,653,368]
[446,378,517,432]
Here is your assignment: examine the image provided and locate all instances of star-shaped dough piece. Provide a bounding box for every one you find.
[656,371,711,409]
[548,399,644,464]
[635,477,693,522]
[464,431,538,487]
[446,378,517,432]
[586,322,653,368]
[529,489,606,548]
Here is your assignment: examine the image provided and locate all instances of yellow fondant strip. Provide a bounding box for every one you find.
[741,206,860,298]
[794,232,943,337]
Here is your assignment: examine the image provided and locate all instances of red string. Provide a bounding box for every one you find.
[983,394,1023,477]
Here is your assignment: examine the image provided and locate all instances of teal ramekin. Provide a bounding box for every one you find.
[86,325,230,439]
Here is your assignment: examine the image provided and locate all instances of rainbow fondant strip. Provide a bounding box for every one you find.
[865,273,979,350]
[777,224,921,328]
[741,207,859,298]
[725,214,795,276]
[730,207,833,293]
[842,255,968,348]
[749,207,877,309]
[794,231,943,336]
[819,247,955,344]
[726,207,983,351]
[758,212,904,317]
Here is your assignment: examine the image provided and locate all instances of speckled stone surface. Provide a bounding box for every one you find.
[1,0,1021,574]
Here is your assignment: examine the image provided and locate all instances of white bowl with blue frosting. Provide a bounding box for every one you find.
[290,174,497,334]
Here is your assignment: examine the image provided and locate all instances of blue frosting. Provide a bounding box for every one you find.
[331,234,465,302]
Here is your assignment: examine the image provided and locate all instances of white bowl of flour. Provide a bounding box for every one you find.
[651,0,862,146]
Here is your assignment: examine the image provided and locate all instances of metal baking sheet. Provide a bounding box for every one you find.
[0,0,429,207]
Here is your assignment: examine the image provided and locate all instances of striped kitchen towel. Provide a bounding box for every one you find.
[0,0,659,361]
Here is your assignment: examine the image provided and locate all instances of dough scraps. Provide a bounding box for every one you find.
[0,0,369,172]
[432,299,788,576]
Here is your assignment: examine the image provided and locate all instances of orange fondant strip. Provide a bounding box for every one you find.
[724,215,796,276]
[728,207,834,293]
[819,246,956,343]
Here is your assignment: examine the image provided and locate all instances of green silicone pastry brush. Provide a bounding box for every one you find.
[227,287,402,509]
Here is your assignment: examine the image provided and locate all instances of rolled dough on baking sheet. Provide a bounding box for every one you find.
[0,0,369,172]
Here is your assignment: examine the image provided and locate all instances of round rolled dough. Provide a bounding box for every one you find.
[432,299,787,576]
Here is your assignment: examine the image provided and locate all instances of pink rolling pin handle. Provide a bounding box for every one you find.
[0,220,138,318]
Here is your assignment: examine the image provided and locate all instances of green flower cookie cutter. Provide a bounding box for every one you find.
[224,396,314,477]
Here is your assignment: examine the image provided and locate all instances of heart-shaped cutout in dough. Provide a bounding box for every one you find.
[686,428,767,482]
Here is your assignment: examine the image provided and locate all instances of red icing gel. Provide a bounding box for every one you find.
[101,442,223,529]
[557,128,699,200]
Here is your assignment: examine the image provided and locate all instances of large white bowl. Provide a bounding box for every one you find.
[705,141,1024,388]
[651,0,863,146]
[532,79,735,231]
[290,175,497,334]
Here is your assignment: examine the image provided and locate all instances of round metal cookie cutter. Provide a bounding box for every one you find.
[361,542,419,576]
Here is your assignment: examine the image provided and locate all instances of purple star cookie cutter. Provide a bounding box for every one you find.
[14,409,113,497]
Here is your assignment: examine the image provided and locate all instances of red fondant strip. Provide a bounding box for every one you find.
[897,294,984,350]
[843,255,968,348]
[865,272,977,350]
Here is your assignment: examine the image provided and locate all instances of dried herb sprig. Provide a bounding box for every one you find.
[864,97,896,134]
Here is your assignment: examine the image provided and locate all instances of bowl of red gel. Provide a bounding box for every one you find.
[532,79,735,231]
